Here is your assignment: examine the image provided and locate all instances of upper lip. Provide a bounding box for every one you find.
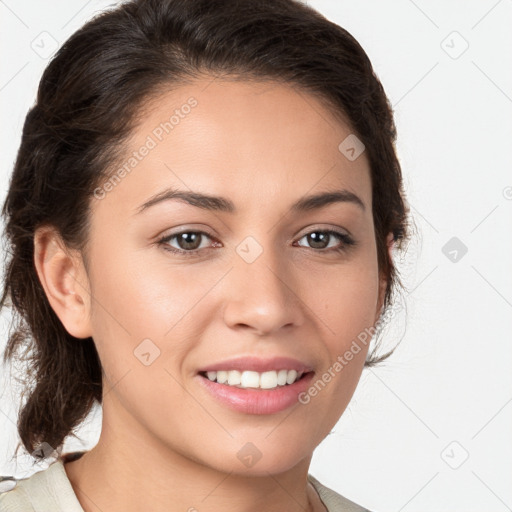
[197,356,314,374]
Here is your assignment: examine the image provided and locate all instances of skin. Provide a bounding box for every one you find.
[34,77,393,512]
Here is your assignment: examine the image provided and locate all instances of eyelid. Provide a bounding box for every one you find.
[158,228,218,246]
[158,225,350,244]
[294,224,352,239]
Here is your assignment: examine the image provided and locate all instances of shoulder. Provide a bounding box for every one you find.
[0,455,84,512]
[308,474,371,512]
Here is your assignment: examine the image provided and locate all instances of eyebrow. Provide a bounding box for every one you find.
[135,187,365,215]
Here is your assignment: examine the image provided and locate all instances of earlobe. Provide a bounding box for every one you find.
[33,226,93,339]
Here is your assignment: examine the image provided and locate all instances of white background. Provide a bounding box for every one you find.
[1,1,511,511]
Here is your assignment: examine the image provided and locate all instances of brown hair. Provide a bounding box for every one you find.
[0,0,409,459]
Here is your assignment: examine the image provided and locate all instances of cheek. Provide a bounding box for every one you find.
[84,248,201,422]
[88,240,196,333]
[299,254,379,405]
[86,241,224,380]
[306,255,381,348]
[295,263,379,435]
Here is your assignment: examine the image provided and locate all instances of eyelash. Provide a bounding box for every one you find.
[156,229,356,258]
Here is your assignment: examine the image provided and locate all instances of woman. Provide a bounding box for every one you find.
[0,0,409,510]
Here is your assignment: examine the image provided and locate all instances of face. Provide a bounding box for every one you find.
[64,78,386,475]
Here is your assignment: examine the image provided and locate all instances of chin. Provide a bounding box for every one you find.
[201,435,315,477]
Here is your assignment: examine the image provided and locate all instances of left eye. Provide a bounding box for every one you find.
[295,230,353,251]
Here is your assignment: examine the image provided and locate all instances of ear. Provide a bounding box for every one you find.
[375,232,395,323]
[33,225,93,339]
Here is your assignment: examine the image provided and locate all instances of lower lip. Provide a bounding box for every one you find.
[197,372,315,415]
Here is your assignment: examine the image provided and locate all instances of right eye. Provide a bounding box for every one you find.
[157,230,220,257]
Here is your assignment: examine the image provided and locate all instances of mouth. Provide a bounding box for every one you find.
[196,356,315,414]
[198,369,307,390]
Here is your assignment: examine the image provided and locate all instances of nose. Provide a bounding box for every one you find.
[221,241,304,336]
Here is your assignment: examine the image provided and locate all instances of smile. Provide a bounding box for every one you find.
[202,369,304,389]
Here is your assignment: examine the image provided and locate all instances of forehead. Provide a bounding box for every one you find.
[95,77,372,219]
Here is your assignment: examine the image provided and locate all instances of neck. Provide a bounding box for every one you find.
[64,400,325,512]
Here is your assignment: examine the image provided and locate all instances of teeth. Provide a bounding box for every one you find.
[277,369,288,386]
[260,371,277,389]
[241,371,260,388]
[286,369,298,385]
[204,369,304,389]
[227,370,241,386]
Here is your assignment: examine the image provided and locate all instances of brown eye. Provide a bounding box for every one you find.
[157,230,216,256]
[174,232,203,251]
[305,232,330,249]
[296,230,355,252]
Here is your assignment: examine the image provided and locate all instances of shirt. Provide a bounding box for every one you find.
[0,452,370,512]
